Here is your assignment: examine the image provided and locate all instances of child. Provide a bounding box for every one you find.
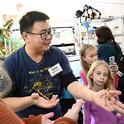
[83,60,124,124]
[79,44,118,88]
[79,44,97,86]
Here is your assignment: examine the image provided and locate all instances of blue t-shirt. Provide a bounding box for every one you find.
[3,46,73,119]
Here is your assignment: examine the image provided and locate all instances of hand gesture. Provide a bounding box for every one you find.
[64,99,85,121]
[31,93,59,108]
[42,112,54,124]
[93,90,121,111]
[113,101,124,114]
[102,90,124,116]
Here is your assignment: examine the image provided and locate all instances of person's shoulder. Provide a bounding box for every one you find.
[99,42,109,46]
[4,47,24,62]
[98,42,113,49]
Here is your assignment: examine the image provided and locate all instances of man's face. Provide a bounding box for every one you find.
[23,21,53,53]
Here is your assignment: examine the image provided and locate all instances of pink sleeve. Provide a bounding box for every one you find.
[80,71,88,86]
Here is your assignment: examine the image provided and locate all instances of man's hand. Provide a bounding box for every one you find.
[93,90,121,111]
[31,93,59,108]
[113,101,124,114]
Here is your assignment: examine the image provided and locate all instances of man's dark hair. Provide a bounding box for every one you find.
[19,11,49,34]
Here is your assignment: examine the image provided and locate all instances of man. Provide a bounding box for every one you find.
[3,11,120,119]
[0,67,84,124]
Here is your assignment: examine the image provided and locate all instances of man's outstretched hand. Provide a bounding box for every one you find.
[93,90,121,112]
[31,93,59,108]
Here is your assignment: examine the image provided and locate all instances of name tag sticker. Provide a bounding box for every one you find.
[48,63,63,77]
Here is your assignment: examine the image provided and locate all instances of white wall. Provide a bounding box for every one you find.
[1,0,124,26]
[0,0,124,51]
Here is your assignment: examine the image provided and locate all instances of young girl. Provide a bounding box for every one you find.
[83,60,124,124]
[79,44,97,86]
[79,44,118,88]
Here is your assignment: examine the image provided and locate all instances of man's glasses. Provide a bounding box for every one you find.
[26,29,55,40]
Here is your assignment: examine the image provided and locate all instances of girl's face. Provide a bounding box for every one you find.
[83,48,98,66]
[90,64,109,87]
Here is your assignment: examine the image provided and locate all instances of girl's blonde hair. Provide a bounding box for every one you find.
[79,44,96,73]
[0,67,12,98]
[87,60,115,90]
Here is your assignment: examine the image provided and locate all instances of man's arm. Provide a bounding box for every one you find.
[3,93,59,112]
[67,81,96,102]
[67,81,121,111]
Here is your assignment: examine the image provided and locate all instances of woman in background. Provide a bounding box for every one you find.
[95,25,122,64]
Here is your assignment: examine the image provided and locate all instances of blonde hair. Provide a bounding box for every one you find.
[0,67,12,98]
[87,60,115,90]
[79,44,96,73]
